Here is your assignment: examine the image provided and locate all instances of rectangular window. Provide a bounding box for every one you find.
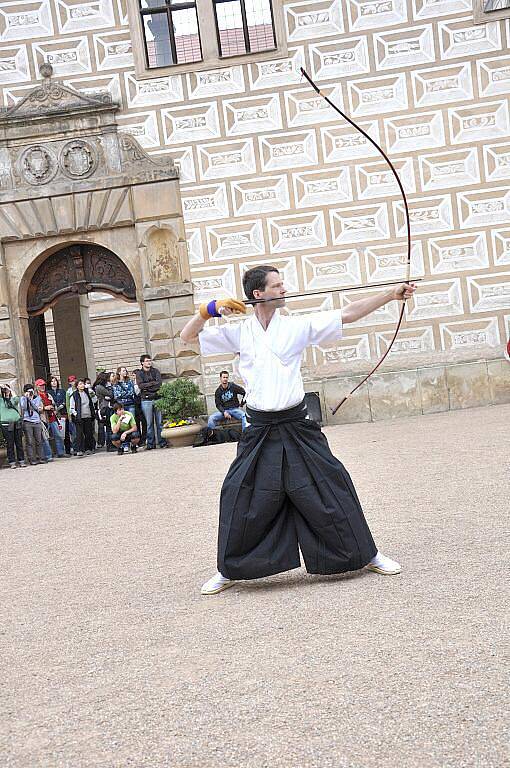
[140,0,202,68]
[213,0,276,58]
[130,0,286,78]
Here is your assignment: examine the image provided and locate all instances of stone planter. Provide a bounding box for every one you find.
[161,422,202,448]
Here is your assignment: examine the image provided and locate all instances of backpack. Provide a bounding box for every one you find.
[193,426,241,447]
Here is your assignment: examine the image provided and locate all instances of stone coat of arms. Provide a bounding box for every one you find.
[61,140,97,178]
[21,145,57,185]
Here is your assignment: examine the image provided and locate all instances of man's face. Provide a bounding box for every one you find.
[77,381,85,391]
[142,358,152,370]
[116,408,124,417]
[254,270,286,307]
[220,373,229,388]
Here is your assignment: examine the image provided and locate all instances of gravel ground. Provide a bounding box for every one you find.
[1,404,508,768]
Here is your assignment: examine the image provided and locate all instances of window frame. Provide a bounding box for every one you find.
[128,0,287,80]
[213,0,276,59]
[139,0,203,68]
[473,0,510,24]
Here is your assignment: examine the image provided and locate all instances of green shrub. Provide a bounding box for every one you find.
[154,378,204,422]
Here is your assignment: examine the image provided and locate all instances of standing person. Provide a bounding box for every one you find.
[35,378,65,459]
[69,379,96,457]
[110,402,140,455]
[135,355,167,450]
[113,367,136,415]
[93,371,114,451]
[19,384,47,465]
[84,378,98,403]
[48,376,69,453]
[180,265,416,595]
[47,376,67,417]
[65,375,78,455]
[208,371,247,431]
[132,368,147,447]
[84,378,97,450]
[0,383,26,468]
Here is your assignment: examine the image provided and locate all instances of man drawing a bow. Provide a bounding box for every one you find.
[181,265,416,595]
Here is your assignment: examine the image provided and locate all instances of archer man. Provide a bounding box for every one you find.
[181,265,416,595]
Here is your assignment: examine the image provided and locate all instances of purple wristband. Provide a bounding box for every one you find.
[207,299,221,318]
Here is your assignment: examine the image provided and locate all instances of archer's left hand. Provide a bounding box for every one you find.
[393,282,417,301]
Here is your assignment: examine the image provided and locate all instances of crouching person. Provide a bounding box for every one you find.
[110,402,140,455]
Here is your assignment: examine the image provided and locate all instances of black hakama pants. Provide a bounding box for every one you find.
[217,400,377,580]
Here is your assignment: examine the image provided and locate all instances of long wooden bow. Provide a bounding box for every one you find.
[300,68,412,415]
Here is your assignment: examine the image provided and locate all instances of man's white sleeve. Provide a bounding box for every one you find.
[198,323,242,356]
[306,309,343,346]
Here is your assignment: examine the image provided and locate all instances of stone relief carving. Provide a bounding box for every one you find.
[147,229,181,286]
[1,63,112,118]
[118,133,176,175]
[20,144,58,185]
[0,64,177,191]
[60,140,97,178]
[27,244,136,314]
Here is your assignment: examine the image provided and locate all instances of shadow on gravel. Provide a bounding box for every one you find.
[231,568,372,595]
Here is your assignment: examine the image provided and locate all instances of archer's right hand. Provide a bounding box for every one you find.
[199,298,246,320]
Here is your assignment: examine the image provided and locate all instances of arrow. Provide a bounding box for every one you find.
[244,278,421,305]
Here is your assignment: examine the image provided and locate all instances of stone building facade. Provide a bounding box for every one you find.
[0,0,509,422]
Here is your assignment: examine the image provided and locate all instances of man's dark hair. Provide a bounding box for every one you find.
[220,370,229,377]
[242,265,279,300]
[140,354,151,364]
[112,402,124,412]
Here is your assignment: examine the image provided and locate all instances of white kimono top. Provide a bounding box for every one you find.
[199,309,343,412]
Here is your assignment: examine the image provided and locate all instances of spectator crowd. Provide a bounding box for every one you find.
[0,354,168,468]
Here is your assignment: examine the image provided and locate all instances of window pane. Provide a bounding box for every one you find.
[172,6,202,63]
[143,12,174,67]
[245,0,275,52]
[215,0,275,57]
[215,1,247,57]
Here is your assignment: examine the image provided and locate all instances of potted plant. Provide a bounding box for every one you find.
[155,377,205,448]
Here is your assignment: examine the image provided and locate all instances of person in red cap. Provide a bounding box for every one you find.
[35,379,65,459]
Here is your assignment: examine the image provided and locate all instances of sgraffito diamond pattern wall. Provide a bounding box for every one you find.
[0,0,509,415]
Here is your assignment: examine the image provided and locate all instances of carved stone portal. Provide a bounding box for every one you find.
[0,64,200,390]
[27,244,137,315]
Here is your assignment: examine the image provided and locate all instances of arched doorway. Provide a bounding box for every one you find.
[27,243,139,382]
